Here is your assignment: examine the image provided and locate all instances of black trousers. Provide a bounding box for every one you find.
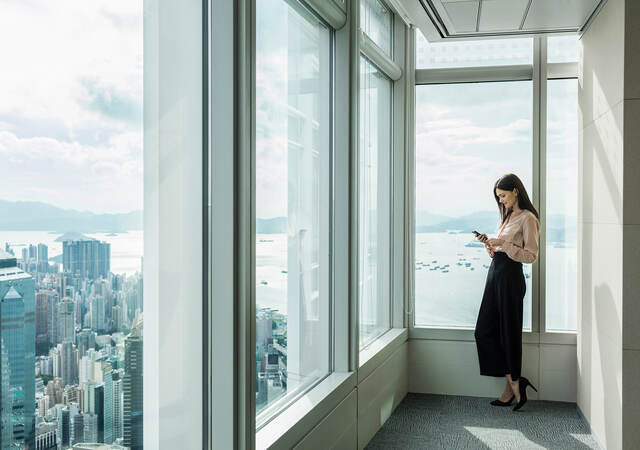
[474,252,526,381]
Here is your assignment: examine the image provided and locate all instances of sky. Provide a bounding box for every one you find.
[0,0,142,214]
[414,32,578,219]
[0,0,577,220]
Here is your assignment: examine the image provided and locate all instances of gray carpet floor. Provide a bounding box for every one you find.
[365,393,602,450]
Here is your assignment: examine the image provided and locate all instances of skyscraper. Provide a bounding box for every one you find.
[57,297,75,344]
[59,341,75,387]
[123,317,143,449]
[104,369,124,444]
[0,250,35,448]
[37,243,48,262]
[46,290,59,345]
[63,240,111,280]
[1,338,13,447]
[35,290,49,354]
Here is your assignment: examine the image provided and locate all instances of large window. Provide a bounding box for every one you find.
[255,0,331,425]
[414,81,533,329]
[414,33,579,336]
[359,56,393,349]
[545,81,578,332]
[1,3,145,448]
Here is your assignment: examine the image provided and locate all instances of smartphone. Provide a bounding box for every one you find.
[472,230,481,237]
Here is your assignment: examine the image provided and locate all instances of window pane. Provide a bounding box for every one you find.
[416,32,532,69]
[1,2,144,448]
[546,79,578,332]
[360,0,393,56]
[255,0,331,424]
[415,82,533,330]
[359,57,392,350]
[548,35,579,63]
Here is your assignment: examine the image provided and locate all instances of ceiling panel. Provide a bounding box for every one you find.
[409,0,607,39]
[479,0,529,32]
[443,1,479,33]
[523,0,599,30]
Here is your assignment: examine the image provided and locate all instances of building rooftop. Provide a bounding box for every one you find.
[0,250,17,269]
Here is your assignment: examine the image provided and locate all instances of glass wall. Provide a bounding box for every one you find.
[546,79,578,332]
[0,1,144,448]
[359,57,392,349]
[414,81,533,329]
[548,35,580,63]
[416,31,532,69]
[255,0,332,424]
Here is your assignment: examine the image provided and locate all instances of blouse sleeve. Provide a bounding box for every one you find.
[502,215,539,264]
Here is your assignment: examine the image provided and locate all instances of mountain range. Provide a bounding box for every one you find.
[0,200,142,232]
[0,200,575,243]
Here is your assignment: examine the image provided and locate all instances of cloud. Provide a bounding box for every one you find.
[0,1,142,213]
[0,129,142,213]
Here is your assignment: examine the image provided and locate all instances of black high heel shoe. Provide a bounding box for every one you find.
[490,395,515,407]
[513,377,537,411]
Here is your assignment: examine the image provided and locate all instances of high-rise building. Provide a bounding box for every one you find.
[90,295,106,332]
[77,329,96,356]
[104,368,123,444]
[123,318,143,449]
[0,250,36,448]
[47,290,59,345]
[36,243,49,273]
[35,421,57,450]
[36,290,49,354]
[28,244,37,261]
[57,297,75,344]
[1,339,13,447]
[60,341,75,387]
[63,240,111,280]
[37,243,48,262]
[70,412,85,446]
[112,305,122,331]
[82,412,98,443]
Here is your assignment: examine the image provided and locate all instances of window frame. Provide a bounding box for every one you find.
[250,0,336,431]
[355,0,406,357]
[232,0,411,447]
[409,34,579,346]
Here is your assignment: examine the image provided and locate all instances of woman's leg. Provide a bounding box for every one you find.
[498,377,514,402]
[506,374,521,402]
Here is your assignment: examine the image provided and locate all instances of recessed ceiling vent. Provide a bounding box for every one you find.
[418,0,607,38]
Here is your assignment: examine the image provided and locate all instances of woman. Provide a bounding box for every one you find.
[474,173,540,411]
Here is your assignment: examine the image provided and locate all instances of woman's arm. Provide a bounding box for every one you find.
[500,215,539,264]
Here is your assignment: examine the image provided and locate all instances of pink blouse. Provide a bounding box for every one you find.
[493,210,540,264]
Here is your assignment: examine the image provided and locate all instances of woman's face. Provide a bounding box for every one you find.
[495,188,519,210]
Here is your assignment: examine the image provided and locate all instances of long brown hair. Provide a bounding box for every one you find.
[494,173,539,225]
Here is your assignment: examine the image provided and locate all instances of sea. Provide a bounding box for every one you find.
[2,230,576,331]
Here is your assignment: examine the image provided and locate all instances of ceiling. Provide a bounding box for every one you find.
[398,0,607,41]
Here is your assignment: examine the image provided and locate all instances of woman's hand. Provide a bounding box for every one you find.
[484,243,495,258]
[485,238,504,247]
[476,233,489,243]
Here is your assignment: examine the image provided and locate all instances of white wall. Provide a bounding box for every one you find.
[408,339,577,402]
[579,0,640,448]
[143,0,203,448]
[281,338,409,449]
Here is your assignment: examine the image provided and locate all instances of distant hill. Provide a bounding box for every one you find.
[417,210,500,233]
[415,211,452,227]
[54,232,94,242]
[0,200,142,232]
[257,217,287,234]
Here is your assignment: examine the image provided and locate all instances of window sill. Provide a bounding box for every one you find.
[409,327,576,345]
[358,327,408,383]
[256,371,357,450]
